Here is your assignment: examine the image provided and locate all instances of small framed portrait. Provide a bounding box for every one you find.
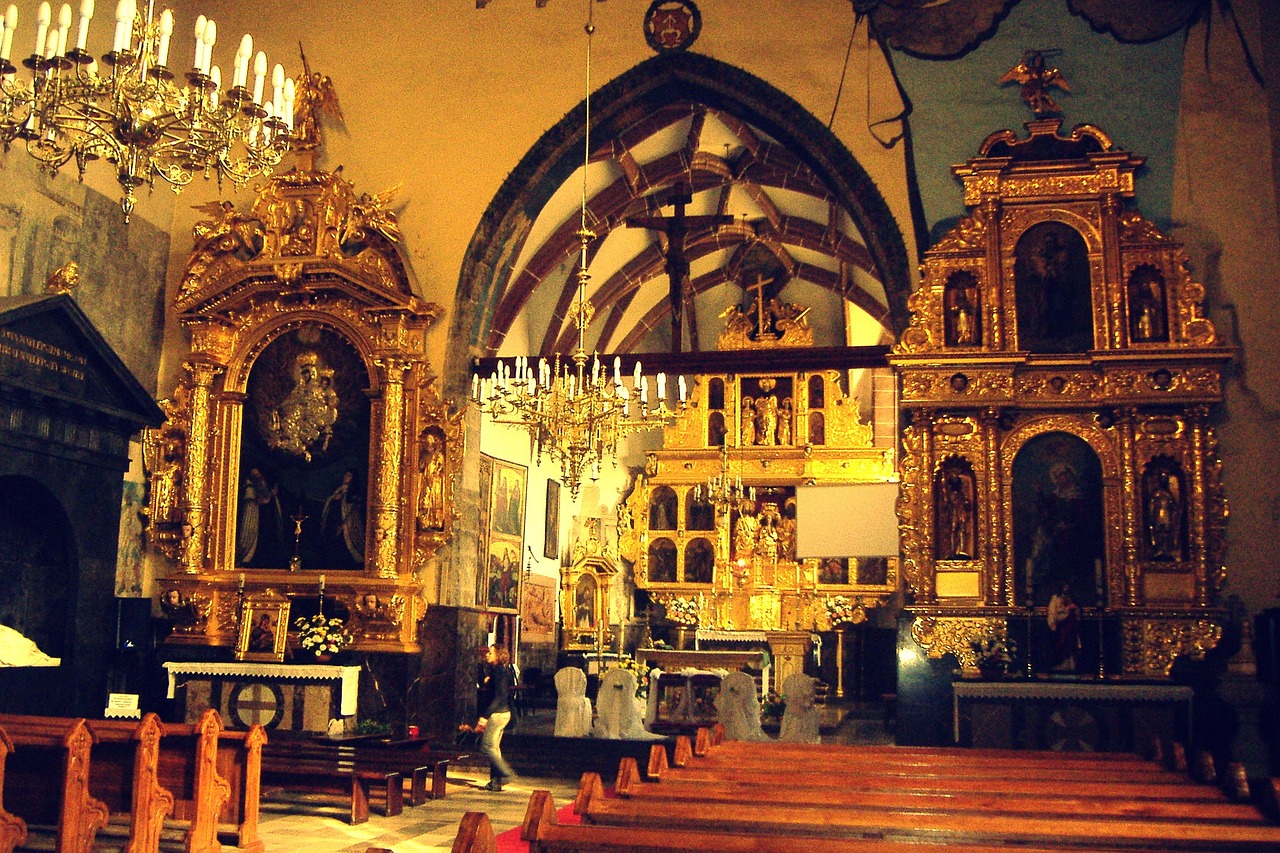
[235,597,290,662]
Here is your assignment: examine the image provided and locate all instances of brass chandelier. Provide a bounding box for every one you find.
[0,0,295,221]
[695,442,753,517]
[472,3,684,498]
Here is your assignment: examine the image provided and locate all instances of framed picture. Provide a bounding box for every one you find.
[544,479,561,559]
[490,458,527,538]
[486,534,523,612]
[521,573,557,642]
[235,597,290,662]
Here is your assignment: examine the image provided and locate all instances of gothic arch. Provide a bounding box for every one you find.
[447,52,913,397]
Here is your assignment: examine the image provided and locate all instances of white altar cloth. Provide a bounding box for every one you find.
[163,661,361,716]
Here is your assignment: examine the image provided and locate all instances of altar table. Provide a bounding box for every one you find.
[953,679,1193,751]
[164,661,360,733]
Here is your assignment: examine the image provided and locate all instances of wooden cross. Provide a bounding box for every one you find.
[626,183,734,352]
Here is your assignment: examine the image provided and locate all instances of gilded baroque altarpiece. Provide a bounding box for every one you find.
[890,118,1232,676]
[620,294,899,641]
[145,153,460,655]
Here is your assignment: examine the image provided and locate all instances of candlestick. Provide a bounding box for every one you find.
[237,572,245,591]
[319,574,326,593]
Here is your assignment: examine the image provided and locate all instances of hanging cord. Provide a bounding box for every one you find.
[574,0,596,356]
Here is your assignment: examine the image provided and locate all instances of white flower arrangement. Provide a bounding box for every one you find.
[665,596,700,627]
[970,632,1015,670]
[294,614,352,655]
[825,596,859,627]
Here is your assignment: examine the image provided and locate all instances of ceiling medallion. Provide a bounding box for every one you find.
[643,0,701,54]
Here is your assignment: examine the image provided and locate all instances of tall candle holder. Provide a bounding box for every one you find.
[1095,558,1106,680]
[1025,595,1035,679]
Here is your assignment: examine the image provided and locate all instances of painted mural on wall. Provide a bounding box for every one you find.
[238,325,371,570]
[0,157,168,394]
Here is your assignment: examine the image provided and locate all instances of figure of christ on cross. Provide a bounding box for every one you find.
[626,183,735,352]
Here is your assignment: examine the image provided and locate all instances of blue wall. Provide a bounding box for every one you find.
[891,1,1183,239]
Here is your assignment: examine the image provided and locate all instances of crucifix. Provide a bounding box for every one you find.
[626,182,734,352]
[744,274,775,340]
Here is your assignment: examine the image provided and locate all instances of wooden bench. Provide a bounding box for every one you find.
[0,708,263,853]
[0,725,27,853]
[0,714,109,853]
[260,742,403,824]
[452,789,1179,853]
[579,768,1280,850]
[306,738,460,803]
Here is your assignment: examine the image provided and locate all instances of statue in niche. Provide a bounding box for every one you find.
[778,398,793,445]
[808,411,825,445]
[264,351,339,462]
[778,498,797,561]
[733,499,759,561]
[757,502,781,560]
[685,539,714,584]
[278,196,317,257]
[708,411,727,447]
[1144,469,1183,561]
[649,487,677,530]
[236,468,286,567]
[756,394,779,446]
[936,465,976,560]
[741,396,756,445]
[648,539,677,582]
[1129,266,1168,342]
[416,428,447,531]
[142,415,185,528]
[945,274,979,346]
[320,468,365,566]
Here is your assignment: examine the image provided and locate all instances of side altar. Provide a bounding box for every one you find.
[889,82,1231,743]
[164,661,360,734]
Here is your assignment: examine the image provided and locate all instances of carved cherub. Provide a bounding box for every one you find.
[999,50,1070,118]
[44,262,79,295]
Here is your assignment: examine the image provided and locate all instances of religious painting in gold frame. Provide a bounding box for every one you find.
[485,457,526,613]
[235,595,290,662]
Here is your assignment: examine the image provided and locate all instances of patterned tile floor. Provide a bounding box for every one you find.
[252,700,890,852]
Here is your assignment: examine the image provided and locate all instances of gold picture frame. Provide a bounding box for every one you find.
[235,596,290,661]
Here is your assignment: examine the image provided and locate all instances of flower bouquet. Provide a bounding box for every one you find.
[612,656,652,699]
[294,614,352,657]
[761,690,786,720]
[970,632,1015,676]
[824,595,860,627]
[665,596,699,627]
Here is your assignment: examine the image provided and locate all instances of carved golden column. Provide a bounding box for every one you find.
[369,355,412,578]
[1188,405,1210,606]
[179,359,224,574]
[1100,193,1124,349]
[918,410,937,604]
[1117,406,1140,606]
[981,408,1006,604]
[983,198,1005,350]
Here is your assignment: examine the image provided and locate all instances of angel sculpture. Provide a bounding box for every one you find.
[191,200,265,260]
[293,44,344,151]
[999,50,1070,118]
[43,262,79,295]
[340,186,402,254]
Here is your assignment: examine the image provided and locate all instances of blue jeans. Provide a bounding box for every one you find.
[480,710,515,782]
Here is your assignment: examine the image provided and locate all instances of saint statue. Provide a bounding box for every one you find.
[1146,471,1182,561]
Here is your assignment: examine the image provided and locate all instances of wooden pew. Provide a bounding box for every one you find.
[576,768,1280,851]
[0,714,109,853]
[615,756,1261,821]
[260,741,403,824]
[496,790,1153,853]
[82,713,175,853]
[269,739,453,805]
[0,726,27,853]
[93,709,265,853]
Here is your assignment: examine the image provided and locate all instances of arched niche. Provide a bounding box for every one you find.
[1013,221,1093,354]
[1011,432,1105,608]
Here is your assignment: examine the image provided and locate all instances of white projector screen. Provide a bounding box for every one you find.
[795,482,900,558]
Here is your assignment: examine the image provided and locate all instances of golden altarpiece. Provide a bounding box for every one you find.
[144,148,461,656]
[620,294,899,685]
[890,117,1232,677]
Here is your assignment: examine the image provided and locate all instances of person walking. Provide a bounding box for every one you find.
[475,644,518,791]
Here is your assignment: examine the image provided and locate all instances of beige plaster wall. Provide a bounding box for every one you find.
[1173,0,1280,616]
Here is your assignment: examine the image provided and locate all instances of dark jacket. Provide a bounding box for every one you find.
[478,663,515,717]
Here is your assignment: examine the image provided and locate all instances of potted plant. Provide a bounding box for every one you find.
[294,613,352,661]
